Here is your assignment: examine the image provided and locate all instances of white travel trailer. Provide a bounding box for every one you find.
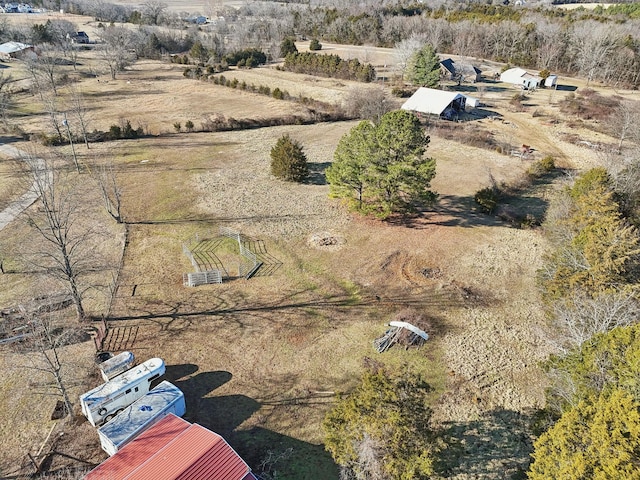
[80,358,165,427]
[98,351,135,382]
[97,381,186,456]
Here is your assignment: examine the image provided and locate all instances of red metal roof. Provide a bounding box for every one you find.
[84,414,256,480]
[85,414,190,480]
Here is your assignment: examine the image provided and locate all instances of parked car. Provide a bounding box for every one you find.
[72,31,90,44]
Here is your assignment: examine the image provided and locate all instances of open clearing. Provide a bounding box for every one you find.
[0,19,629,478]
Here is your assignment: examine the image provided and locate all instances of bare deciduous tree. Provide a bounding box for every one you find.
[26,46,61,96]
[20,315,77,421]
[569,22,618,86]
[22,154,101,320]
[551,290,640,352]
[99,26,136,80]
[534,20,567,71]
[96,161,124,224]
[609,100,640,153]
[142,0,167,25]
[344,86,393,123]
[65,84,92,149]
[0,71,13,126]
[393,35,423,82]
[41,90,65,143]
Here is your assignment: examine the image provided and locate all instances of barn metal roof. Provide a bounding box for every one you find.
[0,41,32,54]
[84,414,258,480]
[401,87,466,115]
[85,414,191,479]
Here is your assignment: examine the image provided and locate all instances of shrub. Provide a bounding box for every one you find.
[270,134,308,182]
[280,37,298,57]
[309,38,322,51]
[539,155,555,171]
[173,122,181,132]
[474,187,499,213]
[108,124,122,139]
[527,156,555,178]
[224,48,267,66]
[272,87,284,100]
[185,120,194,132]
[391,86,412,97]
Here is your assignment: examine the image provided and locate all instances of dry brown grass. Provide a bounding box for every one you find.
[0,153,26,210]
[0,20,632,477]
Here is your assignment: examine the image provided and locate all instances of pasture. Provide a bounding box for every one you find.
[0,11,620,478]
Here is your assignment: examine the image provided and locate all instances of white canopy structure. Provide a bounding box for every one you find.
[401,87,467,119]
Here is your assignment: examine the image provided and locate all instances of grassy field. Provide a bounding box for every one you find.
[0,12,629,478]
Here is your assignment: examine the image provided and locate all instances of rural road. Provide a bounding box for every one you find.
[0,143,43,231]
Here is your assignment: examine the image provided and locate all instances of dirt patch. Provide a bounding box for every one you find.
[308,232,347,251]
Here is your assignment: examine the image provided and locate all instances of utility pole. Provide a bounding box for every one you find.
[62,113,79,173]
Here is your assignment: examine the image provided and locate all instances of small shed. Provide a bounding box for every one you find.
[464,95,480,108]
[544,75,558,88]
[401,87,467,120]
[0,41,35,60]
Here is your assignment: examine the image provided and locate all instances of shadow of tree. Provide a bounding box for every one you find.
[306,161,332,186]
[236,427,340,480]
[385,195,506,229]
[436,408,536,479]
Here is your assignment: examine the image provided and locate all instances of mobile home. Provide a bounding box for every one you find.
[80,358,165,427]
[97,381,186,456]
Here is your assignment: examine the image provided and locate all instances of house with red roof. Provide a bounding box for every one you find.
[84,413,258,480]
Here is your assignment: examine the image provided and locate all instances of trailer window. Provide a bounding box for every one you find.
[125,388,131,394]
[148,374,160,382]
[135,387,139,392]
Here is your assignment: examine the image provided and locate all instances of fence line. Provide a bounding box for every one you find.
[106,223,129,319]
[220,227,262,279]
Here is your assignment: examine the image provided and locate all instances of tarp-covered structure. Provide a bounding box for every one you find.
[401,87,466,120]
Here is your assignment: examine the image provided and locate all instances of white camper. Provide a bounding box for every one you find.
[80,358,165,427]
[98,351,135,382]
[97,381,186,456]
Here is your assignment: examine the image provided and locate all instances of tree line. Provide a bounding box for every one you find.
[282,52,376,82]
[10,0,638,88]
[529,167,640,477]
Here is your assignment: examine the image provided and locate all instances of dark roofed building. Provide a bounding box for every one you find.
[440,58,482,83]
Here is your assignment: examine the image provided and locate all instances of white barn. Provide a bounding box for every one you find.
[401,87,467,120]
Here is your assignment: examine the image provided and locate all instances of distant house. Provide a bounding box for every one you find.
[500,67,541,90]
[401,87,467,120]
[84,413,259,480]
[0,41,35,60]
[440,58,482,83]
[440,58,456,79]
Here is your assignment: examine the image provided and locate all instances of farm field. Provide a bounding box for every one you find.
[0,10,630,479]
